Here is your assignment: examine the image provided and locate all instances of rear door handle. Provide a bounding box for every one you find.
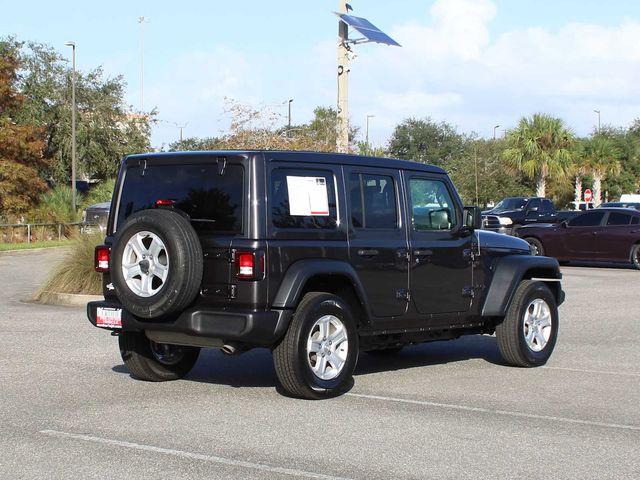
[357,249,379,257]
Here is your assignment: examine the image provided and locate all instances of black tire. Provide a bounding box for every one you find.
[110,209,203,319]
[118,332,200,381]
[273,292,359,399]
[631,244,640,270]
[496,280,558,367]
[523,237,545,256]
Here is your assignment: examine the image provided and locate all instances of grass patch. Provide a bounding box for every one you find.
[0,240,75,251]
[34,233,104,301]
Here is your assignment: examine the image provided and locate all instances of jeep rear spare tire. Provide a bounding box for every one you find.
[110,209,203,319]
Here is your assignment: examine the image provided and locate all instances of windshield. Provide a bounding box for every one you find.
[492,198,526,212]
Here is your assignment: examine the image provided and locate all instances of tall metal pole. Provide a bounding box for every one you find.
[593,109,601,133]
[493,124,500,140]
[288,99,293,128]
[65,42,77,214]
[366,114,375,145]
[336,0,350,153]
[138,17,146,112]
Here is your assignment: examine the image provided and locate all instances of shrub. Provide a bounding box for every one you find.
[35,232,103,300]
[82,178,116,209]
[30,185,84,224]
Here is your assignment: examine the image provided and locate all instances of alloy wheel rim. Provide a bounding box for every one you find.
[121,231,169,297]
[523,298,552,352]
[306,314,349,381]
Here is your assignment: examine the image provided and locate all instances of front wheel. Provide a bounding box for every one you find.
[631,244,640,270]
[496,280,558,367]
[523,237,545,256]
[273,292,359,399]
[119,332,200,381]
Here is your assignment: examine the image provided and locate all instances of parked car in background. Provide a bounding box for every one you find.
[600,202,640,211]
[80,202,110,234]
[482,197,559,234]
[516,208,640,269]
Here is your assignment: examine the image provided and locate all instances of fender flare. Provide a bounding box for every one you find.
[272,259,372,321]
[481,255,563,317]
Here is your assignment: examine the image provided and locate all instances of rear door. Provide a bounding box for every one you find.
[115,156,245,307]
[599,211,638,261]
[346,167,409,317]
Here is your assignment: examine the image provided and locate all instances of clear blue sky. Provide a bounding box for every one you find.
[3,0,640,148]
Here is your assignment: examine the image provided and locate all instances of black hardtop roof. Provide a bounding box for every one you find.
[124,150,447,175]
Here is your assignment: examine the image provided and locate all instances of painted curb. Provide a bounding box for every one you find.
[38,291,103,307]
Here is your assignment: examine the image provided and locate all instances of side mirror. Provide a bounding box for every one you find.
[463,206,482,230]
[527,206,539,213]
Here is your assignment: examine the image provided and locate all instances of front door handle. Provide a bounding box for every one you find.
[357,249,379,257]
[413,249,433,257]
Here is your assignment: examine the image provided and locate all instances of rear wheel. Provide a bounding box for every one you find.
[496,280,558,367]
[523,237,544,256]
[273,292,359,399]
[631,244,640,270]
[119,332,200,381]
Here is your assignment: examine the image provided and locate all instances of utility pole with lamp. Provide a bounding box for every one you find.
[335,2,400,153]
[65,41,77,213]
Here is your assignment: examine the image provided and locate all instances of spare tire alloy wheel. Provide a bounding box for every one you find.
[111,209,203,319]
[122,231,169,297]
[496,280,558,367]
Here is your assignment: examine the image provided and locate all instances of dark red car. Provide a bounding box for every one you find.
[516,208,640,269]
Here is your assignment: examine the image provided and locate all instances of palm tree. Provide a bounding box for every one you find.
[580,136,622,207]
[503,114,574,198]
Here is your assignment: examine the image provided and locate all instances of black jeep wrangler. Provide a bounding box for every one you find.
[88,151,564,399]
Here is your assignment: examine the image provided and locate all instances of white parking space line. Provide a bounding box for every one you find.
[542,366,640,377]
[40,430,353,480]
[346,394,640,432]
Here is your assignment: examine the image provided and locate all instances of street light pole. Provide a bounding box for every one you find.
[288,99,293,128]
[65,41,77,214]
[336,0,350,153]
[493,124,500,140]
[366,114,375,145]
[593,109,601,134]
[138,16,146,112]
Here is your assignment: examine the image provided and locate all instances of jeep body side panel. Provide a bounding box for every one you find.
[481,255,563,316]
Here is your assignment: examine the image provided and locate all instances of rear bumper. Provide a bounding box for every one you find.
[87,300,291,347]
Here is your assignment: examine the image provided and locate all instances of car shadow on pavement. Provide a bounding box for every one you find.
[111,335,505,389]
[355,335,506,376]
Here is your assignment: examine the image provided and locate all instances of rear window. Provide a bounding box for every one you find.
[116,163,243,233]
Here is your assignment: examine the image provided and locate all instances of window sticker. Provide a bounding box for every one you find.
[286,176,330,216]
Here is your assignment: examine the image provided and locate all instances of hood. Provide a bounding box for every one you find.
[477,230,530,253]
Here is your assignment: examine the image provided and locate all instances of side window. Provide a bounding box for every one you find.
[349,173,397,229]
[632,216,640,225]
[409,178,457,231]
[271,168,338,229]
[607,212,632,225]
[568,211,604,227]
[527,199,541,211]
[542,200,554,213]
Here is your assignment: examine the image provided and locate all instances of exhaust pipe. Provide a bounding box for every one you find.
[221,343,239,355]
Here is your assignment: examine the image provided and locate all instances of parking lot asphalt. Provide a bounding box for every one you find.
[1,249,638,479]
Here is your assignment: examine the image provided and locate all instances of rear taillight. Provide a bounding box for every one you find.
[95,245,110,272]
[236,252,255,279]
[235,251,265,280]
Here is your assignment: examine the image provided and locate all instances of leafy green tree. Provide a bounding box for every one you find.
[387,117,466,170]
[503,113,574,198]
[580,135,622,207]
[2,36,153,184]
[0,42,47,220]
